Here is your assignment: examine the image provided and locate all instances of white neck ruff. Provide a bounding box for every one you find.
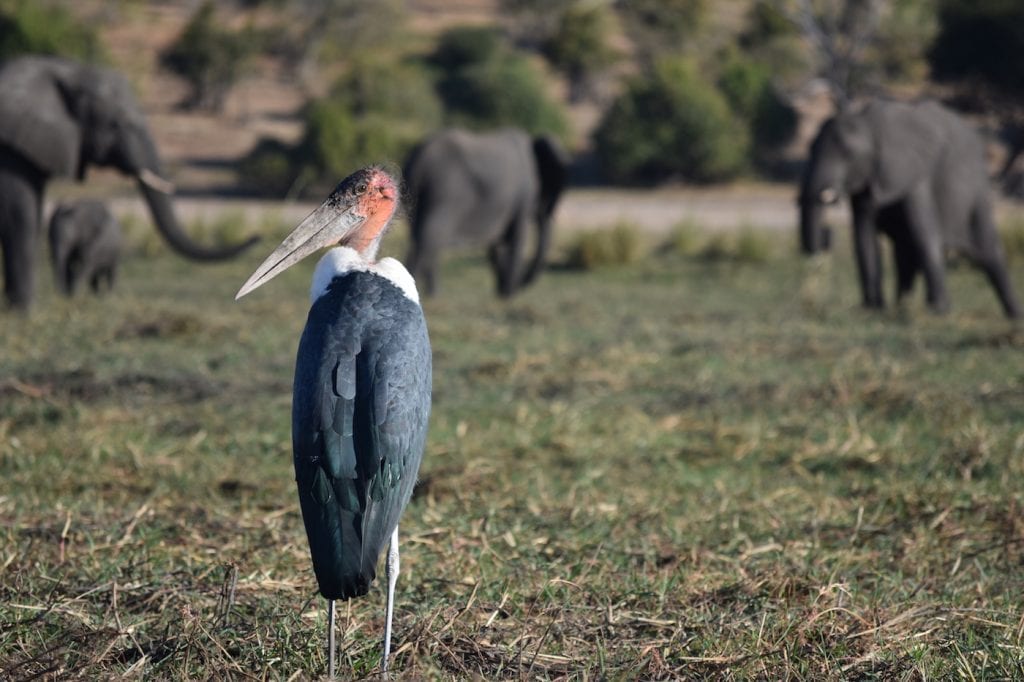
[310,247,420,304]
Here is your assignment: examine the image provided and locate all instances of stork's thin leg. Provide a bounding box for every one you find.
[383,526,400,673]
[327,598,336,680]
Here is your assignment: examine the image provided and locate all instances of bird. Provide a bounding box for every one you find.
[236,166,431,677]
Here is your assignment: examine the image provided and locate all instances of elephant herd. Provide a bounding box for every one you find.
[0,55,1019,320]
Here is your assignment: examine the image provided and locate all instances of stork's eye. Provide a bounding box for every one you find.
[355,182,368,194]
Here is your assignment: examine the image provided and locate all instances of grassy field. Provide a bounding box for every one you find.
[2,221,1024,680]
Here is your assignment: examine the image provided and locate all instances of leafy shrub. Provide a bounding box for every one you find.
[565,222,646,270]
[734,226,776,263]
[240,59,442,196]
[161,1,254,111]
[0,0,103,61]
[929,0,1024,108]
[1000,215,1024,264]
[542,3,618,101]
[117,212,162,259]
[237,138,296,196]
[666,219,705,257]
[693,227,776,264]
[617,0,708,64]
[718,50,797,160]
[188,211,251,249]
[429,26,503,72]
[593,58,749,184]
[431,26,569,139]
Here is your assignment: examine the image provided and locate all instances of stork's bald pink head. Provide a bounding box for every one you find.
[235,166,400,300]
[328,167,399,256]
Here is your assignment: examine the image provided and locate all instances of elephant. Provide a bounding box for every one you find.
[0,55,258,310]
[403,127,568,298]
[49,200,122,296]
[799,98,1020,318]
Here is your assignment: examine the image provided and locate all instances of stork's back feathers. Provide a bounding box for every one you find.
[292,254,431,600]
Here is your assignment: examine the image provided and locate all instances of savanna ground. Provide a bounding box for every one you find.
[2,215,1024,681]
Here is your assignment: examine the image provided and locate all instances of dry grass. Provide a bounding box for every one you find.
[2,223,1024,679]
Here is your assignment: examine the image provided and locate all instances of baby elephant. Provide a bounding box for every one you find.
[49,200,123,296]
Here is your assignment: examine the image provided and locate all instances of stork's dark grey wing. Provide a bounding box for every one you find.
[292,271,431,600]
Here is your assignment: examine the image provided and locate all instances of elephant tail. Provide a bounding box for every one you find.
[522,137,568,286]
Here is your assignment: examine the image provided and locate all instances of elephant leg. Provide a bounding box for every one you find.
[408,243,438,297]
[851,195,884,308]
[0,164,44,310]
[889,228,919,304]
[970,202,1021,319]
[492,212,529,298]
[488,242,511,297]
[905,190,950,314]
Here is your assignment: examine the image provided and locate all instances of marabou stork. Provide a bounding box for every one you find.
[236,167,431,677]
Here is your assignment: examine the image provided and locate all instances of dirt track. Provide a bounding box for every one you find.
[88,184,1023,244]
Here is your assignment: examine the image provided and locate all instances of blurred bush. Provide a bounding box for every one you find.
[1001,215,1024,264]
[666,219,705,257]
[929,0,1023,98]
[733,226,777,263]
[161,1,255,112]
[431,26,569,139]
[718,49,797,165]
[240,59,442,196]
[616,0,708,66]
[665,223,777,264]
[542,3,619,102]
[594,58,748,184]
[0,0,104,62]
[565,222,646,270]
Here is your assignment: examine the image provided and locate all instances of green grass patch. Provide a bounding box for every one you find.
[1000,211,1024,265]
[563,221,647,270]
[2,227,1024,679]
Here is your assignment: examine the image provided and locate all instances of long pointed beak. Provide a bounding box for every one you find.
[235,202,366,300]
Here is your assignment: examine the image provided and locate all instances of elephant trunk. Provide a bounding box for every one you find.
[49,226,71,295]
[799,197,832,254]
[127,127,258,260]
[136,180,258,261]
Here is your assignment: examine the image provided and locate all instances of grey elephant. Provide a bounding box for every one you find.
[800,98,1020,318]
[49,200,122,296]
[0,56,258,310]
[403,127,567,298]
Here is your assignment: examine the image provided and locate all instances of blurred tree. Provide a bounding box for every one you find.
[780,0,882,103]
[283,0,408,76]
[739,1,809,88]
[777,0,937,102]
[161,1,254,112]
[500,0,574,50]
[429,26,569,139]
[542,2,620,102]
[615,0,708,65]
[718,48,798,164]
[594,58,748,184]
[0,0,104,62]
[869,0,937,84]
[428,25,503,72]
[240,58,442,196]
[929,0,1024,186]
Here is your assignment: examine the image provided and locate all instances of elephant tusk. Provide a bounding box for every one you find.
[138,168,176,195]
[819,187,838,205]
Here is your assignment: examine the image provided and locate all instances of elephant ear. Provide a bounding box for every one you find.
[868,100,945,204]
[0,57,81,177]
[532,136,568,216]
